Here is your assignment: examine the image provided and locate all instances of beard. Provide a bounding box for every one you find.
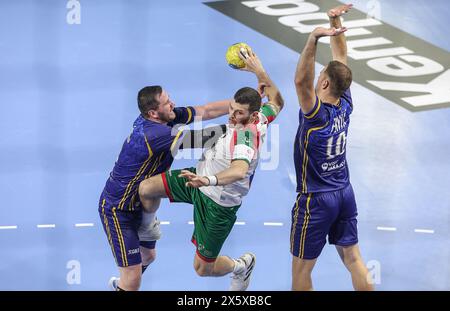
[157,110,176,123]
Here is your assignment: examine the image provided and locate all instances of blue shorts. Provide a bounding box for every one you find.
[98,197,156,267]
[290,184,358,259]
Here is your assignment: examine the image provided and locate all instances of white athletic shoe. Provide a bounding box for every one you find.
[138,217,162,241]
[229,253,256,291]
[108,276,119,291]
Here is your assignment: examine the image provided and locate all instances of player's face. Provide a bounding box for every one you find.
[229,100,253,126]
[156,90,176,122]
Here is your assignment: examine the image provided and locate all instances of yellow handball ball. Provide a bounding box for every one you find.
[225,42,251,69]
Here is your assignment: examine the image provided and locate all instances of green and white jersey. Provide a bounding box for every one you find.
[196,103,278,207]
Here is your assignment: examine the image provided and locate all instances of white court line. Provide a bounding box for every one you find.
[75,223,94,227]
[0,226,17,230]
[37,224,56,229]
[188,221,194,225]
[414,229,434,234]
[235,221,246,225]
[264,222,283,226]
[160,221,170,225]
[377,226,397,231]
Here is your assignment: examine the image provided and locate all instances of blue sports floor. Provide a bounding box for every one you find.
[0,0,449,290]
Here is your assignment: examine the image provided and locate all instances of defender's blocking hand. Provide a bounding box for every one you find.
[327,3,353,18]
[312,26,348,39]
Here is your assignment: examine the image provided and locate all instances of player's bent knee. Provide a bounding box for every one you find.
[139,175,165,200]
[138,179,152,200]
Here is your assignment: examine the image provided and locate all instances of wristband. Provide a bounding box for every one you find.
[205,175,218,186]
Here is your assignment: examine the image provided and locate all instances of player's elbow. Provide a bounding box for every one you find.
[229,160,250,182]
[294,80,306,94]
[235,166,248,180]
[275,92,285,111]
[236,171,247,180]
[295,70,308,85]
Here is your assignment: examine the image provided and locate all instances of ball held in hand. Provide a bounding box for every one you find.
[225,42,251,69]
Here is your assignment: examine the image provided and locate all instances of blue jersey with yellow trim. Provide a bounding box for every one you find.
[294,89,353,193]
[101,106,195,210]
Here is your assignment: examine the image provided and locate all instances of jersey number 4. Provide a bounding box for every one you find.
[326,132,347,160]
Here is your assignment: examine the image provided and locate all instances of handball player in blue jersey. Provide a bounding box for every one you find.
[291,4,373,290]
[99,85,229,291]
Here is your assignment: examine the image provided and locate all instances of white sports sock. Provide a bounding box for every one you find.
[232,258,245,274]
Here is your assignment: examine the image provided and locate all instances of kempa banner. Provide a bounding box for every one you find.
[205,0,450,112]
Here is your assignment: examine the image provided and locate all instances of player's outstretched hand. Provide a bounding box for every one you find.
[238,47,265,76]
[312,26,347,39]
[179,170,209,188]
[327,3,353,18]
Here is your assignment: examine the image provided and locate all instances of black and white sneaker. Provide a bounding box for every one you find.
[108,276,119,291]
[229,253,256,291]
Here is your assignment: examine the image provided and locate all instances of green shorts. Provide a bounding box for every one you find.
[161,168,240,262]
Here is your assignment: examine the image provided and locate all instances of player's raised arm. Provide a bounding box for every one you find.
[238,49,284,114]
[328,4,352,65]
[294,27,347,114]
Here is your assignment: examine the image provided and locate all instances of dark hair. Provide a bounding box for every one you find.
[138,85,162,117]
[325,61,352,98]
[234,87,261,113]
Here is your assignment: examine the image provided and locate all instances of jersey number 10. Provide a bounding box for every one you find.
[326,132,347,160]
